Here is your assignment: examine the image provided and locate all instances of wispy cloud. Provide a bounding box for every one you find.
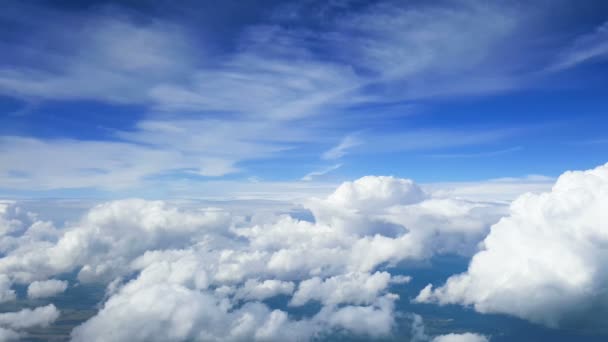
[0,1,600,192]
[322,135,361,160]
[549,20,608,71]
[301,164,342,182]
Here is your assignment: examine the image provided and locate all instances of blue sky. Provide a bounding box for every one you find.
[1,0,607,198]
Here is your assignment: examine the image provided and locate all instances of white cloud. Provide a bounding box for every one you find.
[321,175,426,210]
[550,20,608,71]
[0,13,194,103]
[424,174,554,203]
[0,305,59,330]
[416,162,608,329]
[0,199,230,283]
[0,117,315,190]
[234,279,295,301]
[27,279,68,299]
[390,275,412,284]
[432,333,489,342]
[0,174,513,340]
[301,164,342,181]
[0,1,528,111]
[71,248,397,341]
[0,327,20,341]
[0,1,558,195]
[322,135,360,160]
[290,272,391,307]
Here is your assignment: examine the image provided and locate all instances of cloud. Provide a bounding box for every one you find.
[0,1,596,196]
[234,279,295,301]
[322,135,361,160]
[0,304,59,330]
[424,175,555,203]
[0,10,195,103]
[0,174,509,340]
[290,271,392,307]
[0,117,313,189]
[0,275,16,303]
[432,333,489,342]
[0,1,529,110]
[0,199,231,283]
[550,20,608,71]
[71,246,398,341]
[416,162,608,330]
[301,164,342,181]
[27,279,68,299]
[410,313,488,342]
[0,327,21,341]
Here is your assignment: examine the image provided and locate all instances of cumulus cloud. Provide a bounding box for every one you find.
[234,279,295,301]
[71,251,398,341]
[27,279,68,299]
[0,199,230,284]
[0,175,507,340]
[0,305,59,329]
[416,162,608,330]
[290,272,391,307]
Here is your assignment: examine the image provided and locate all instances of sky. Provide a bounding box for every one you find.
[1,1,608,342]
[0,0,607,199]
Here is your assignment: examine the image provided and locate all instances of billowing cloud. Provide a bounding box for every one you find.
[0,199,230,283]
[290,271,392,307]
[27,279,68,299]
[0,305,59,330]
[0,304,60,340]
[0,174,507,340]
[416,162,608,330]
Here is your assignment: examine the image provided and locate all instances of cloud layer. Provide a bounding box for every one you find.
[417,162,608,330]
[0,175,504,341]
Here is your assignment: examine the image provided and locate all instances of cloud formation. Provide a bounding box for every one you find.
[0,0,593,194]
[27,279,68,299]
[417,162,608,330]
[0,304,60,340]
[0,175,506,340]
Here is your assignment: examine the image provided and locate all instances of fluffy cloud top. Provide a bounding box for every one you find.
[0,175,507,341]
[417,162,608,329]
[290,272,391,307]
[27,279,68,299]
[0,304,60,339]
[0,305,59,330]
